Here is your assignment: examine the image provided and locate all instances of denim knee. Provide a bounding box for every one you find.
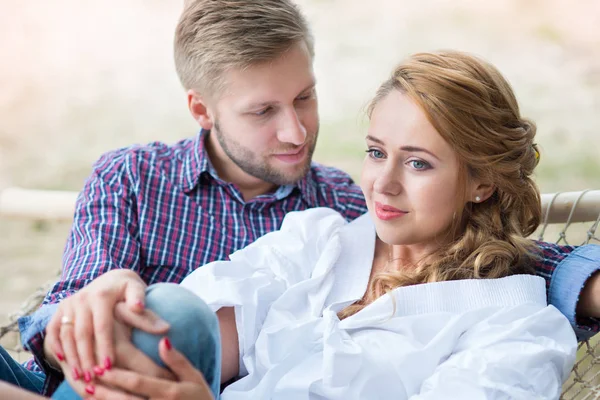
[131,283,221,375]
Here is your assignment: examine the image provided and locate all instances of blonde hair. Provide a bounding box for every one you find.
[340,50,542,319]
[174,0,314,97]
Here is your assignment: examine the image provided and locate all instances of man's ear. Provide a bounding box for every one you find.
[470,181,496,204]
[187,90,214,130]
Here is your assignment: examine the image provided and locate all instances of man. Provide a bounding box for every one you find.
[2,0,600,398]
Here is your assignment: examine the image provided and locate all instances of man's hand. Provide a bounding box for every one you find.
[44,269,170,383]
[577,270,600,318]
[89,337,214,400]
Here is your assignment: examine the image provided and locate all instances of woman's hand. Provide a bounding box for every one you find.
[44,269,170,384]
[91,337,215,400]
[60,302,176,398]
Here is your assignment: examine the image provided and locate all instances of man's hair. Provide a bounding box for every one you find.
[175,0,314,97]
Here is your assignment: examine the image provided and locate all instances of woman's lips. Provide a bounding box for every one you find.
[374,201,408,221]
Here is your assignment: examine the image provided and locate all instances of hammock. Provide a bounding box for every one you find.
[1,187,599,399]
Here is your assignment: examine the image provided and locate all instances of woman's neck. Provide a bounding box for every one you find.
[376,237,444,272]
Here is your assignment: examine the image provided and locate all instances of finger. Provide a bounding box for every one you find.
[159,337,208,384]
[73,302,97,383]
[45,308,66,365]
[58,309,83,382]
[97,368,168,398]
[62,369,95,398]
[92,299,119,372]
[123,278,147,314]
[115,339,175,380]
[87,383,145,400]
[115,302,170,334]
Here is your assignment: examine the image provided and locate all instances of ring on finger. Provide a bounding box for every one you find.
[60,315,74,326]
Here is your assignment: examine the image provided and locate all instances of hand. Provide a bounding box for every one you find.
[62,303,175,398]
[578,270,600,318]
[91,337,215,400]
[44,269,170,384]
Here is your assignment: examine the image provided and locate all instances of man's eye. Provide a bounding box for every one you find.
[255,107,272,116]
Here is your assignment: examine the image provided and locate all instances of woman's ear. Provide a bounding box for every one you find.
[187,90,214,130]
[470,181,496,203]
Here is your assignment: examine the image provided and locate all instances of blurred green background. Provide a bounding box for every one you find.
[1,0,599,355]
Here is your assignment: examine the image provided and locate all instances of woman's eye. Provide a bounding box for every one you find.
[366,149,385,159]
[408,159,431,170]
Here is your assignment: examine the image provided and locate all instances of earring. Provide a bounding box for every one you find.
[475,196,481,202]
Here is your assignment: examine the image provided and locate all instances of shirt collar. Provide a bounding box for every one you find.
[294,167,319,207]
[181,129,320,207]
[181,129,212,194]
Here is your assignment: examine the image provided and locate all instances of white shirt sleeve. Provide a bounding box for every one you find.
[180,207,347,376]
[410,305,577,400]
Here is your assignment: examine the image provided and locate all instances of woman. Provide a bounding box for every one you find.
[51,50,576,399]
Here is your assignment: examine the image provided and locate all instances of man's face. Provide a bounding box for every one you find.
[206,42,319,186]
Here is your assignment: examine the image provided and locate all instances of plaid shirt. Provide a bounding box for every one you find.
[19,130,597,395]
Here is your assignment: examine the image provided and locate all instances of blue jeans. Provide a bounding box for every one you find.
[2,283,222,399]
[0,345,46,393]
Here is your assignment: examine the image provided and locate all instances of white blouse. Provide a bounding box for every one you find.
[180,208,577,399]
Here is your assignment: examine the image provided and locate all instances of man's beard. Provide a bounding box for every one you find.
[213,120,317,186]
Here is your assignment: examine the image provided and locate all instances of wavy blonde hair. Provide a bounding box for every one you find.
[340,50,542,319]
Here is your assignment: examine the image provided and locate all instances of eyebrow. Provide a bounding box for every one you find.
[246,82,317,110]
[365,135,440,160]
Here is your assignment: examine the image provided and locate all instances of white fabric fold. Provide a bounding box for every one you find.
[181,208,577,399]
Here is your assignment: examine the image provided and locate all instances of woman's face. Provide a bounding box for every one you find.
[361,90,464,249]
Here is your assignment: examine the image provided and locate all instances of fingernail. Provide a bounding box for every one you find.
[93,366,104,376]
[164,337,172,351]
[135,300,145,308]
[85,385,95,395]
[72,367,80,381]
[56,352,65,362]
[84,371,92,383]
[103,356,112,370]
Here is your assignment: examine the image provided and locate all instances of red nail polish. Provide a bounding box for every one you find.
[93,366,104,376]
[56,352,65,362]
[85,385,95,395]
[164,337,172,351]
[72,367,80,381]
[135,300,145,308]
[103,356,112,370]
[84,371,92,383]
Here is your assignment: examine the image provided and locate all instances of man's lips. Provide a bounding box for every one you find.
[375,201,408,221]
[273,145,307,164]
